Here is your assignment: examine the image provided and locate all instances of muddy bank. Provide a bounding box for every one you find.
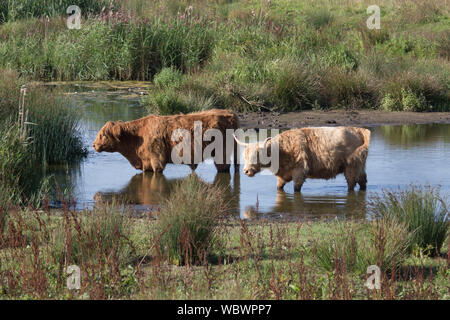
[239,110,450,129]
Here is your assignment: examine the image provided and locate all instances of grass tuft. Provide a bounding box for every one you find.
[371,186,449,256]
[155,174,229,265]
[313,219,411,274]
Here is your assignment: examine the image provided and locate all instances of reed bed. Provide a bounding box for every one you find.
[0,0,110,23]
[0,69,86,206]
[0,1,447,112]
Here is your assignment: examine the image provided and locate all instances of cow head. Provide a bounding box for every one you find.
[93,121,124,152]
[233,134,271,177]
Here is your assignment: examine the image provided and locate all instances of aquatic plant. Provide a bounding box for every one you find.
[25,90,86,164]
[0,69,86,206]
[0,69,86,164]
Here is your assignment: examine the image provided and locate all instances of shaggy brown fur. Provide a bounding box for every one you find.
[93,109,239,172]
[237,127,371,192]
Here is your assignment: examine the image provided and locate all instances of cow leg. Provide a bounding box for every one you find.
[190,164,198,171]
[150,158,165,173]
[277,177,286,191]
[141,159,154,172]
[344,166,358,191]
[357,172,367,191]
[215,144,232,173]
[233,137,240,171]
[141,165,153,172]
[215,163,231,173]
[292,168,306,193]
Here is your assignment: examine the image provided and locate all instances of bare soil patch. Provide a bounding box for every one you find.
[239,110,450,129]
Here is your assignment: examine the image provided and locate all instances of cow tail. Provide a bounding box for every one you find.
[349,128,371,167]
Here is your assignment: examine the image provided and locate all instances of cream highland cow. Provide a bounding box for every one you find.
[234,127,371,192]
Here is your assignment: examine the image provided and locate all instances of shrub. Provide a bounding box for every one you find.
[381,71,449,111]
[146,87,188,115]
[381,88,427,112]
[153,67,183,90]
[270,61,320,111]
[155,174,229,265]
[370,186,449,256]
[313,219,411,274]
[318,67,377,109]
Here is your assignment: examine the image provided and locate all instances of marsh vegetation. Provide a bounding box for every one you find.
[0,178,448,299]
[0,0,448,113]
[0,0,448,300]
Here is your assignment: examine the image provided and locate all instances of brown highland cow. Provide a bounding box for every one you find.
[93,109,239,172]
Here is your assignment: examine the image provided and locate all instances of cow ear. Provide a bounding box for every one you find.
[111,122,123,141]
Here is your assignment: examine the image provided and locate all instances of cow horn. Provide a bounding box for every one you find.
[233,134,248,146]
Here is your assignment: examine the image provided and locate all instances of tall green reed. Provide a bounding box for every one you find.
[0,0,111,23]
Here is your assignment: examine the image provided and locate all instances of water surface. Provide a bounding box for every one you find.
[47,86,450,219]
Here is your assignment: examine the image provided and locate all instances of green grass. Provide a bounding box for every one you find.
[154,174,229,265]
[370,186,449,256]
[0,190,448,299]
[0,69,87,206]
[25,91,86,164]
[0,0,111,23]
[144,67,216,114]
[312,219,412,275]
[0,69,86,164]
[0,14,215,81]
[0,0,448,112]
[53,203,136,267]
[0,122,31,207]
[137,218,449,299]
[0,205,140,299]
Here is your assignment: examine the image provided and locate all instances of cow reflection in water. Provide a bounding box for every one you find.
[93,173,175,205]
[273,191,367,219]
[93,171,240,214]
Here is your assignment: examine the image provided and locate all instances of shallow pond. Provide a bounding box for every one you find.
[46,86,450,220]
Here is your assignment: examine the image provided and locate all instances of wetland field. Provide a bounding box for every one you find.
[0,0,449,301]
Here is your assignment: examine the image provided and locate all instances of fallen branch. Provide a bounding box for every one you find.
[231,90,273,112]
